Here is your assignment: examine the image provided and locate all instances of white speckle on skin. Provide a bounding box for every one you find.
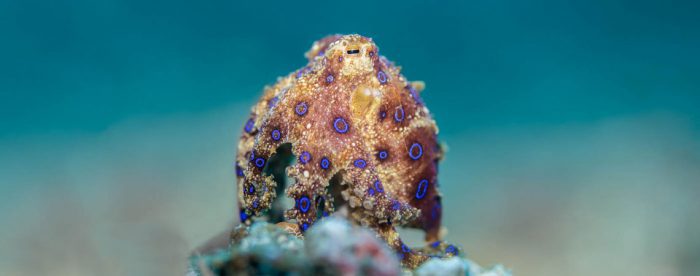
[303,170,309,178]
[306,123,311,129]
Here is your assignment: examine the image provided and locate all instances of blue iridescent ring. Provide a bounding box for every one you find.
[333,117,349,133]
[271,129,281,141]
[374,180,384,193]
[416,179,429,199]
[353,159,366,169]
[378,150,389,160]
[295,102,308,116]
[244,118,255,133]
[394,107,405,122]
[254,157,266,168]
[299,151,311,164]
[246,184,255,195]
[377,70,388,84]
[298,196,311,213]
[408,142,423,160]
[320,157,331,170]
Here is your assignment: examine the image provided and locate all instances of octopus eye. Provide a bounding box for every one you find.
[347,49,360,54]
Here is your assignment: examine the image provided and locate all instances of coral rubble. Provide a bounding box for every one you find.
[188,217,511,276]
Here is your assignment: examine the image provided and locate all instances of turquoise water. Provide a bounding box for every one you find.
[1,0,699,275]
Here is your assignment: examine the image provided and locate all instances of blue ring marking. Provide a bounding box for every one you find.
[326,74,334,83]
[353,159,366,169]
[301,223,309,231]
[394,107,405,122]
[239,210,248,222]
[374,180,384,193]
[254,157,266,168]
[391,201,401,210]
[252,199,259,208]
[377,70,387,84]
[320,157,331,170]
[407,85,424,105]
[431,204,440,219]
[268,96,279,108]
[235,165,244,177]
[295,102,308,116]
[368,188,375,196]
[446,245,458,255]
[380,111,387,120]
[323,211,329,217]
[408,142,423,160]
[271,129,281,141]
[248,151,255,161]
[416,179,429,199]
[299,151,311,164]
[401,243,411,253]
[333,117,349,133]
[244,118,255,133]
[431,241,441,248]
[246,184,255,195]
[299,196,311,213]
[378,150,389,160]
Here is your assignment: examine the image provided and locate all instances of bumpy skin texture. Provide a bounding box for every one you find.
[235,34,457,268]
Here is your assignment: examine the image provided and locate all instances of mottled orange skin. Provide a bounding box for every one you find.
[235,34,456,268]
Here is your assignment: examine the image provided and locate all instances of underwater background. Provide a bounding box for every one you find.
[1,0,699,275]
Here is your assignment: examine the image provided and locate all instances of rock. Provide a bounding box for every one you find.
[188,216,511,276]
[414,257,512,276]
[305,217,400,276]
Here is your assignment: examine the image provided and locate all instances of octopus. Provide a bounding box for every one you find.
[235,34,458,268]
